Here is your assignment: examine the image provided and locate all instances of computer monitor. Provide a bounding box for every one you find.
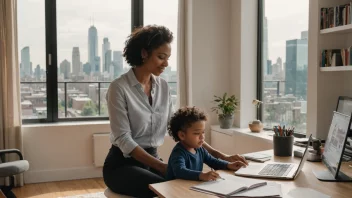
[336,96,352,137]
[313,111,352,182]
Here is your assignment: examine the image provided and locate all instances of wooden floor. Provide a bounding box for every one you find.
[11,178,106,198]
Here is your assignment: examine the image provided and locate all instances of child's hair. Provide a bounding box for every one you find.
[168,106,208,142]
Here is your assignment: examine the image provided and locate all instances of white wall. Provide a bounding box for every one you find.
[23,122,110,183]
[189,0,231,143]
[230,0,257,128]
[22,0,258,183]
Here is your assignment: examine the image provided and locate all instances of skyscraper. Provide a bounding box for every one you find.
[83,62,91,75]
[88,26,98,70]
[102,37,110,72]
[21,46,31,77]
[94,56,101,73]
[72,47,81,76]
[105,50,112,73]
[267,60,272,75]
[263,17,269,75]
[35,65,41,80]
[285,31,308,99]
[113,51,123,77]
[60,59,71,79]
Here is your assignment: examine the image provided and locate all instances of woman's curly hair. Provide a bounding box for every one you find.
[168,107,208,142]
[123,25,173,67]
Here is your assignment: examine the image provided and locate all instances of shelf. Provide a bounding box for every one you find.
[320,24,352,34]
[320,66,352,71]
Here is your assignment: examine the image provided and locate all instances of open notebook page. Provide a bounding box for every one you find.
[230,182,282,197]
[190,178,267,196]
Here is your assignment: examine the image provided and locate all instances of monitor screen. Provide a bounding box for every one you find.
[322,111,351,178]
[336,96,352,136]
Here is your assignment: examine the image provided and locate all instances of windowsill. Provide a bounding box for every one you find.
[211,125,307,142]
[22,120,110,128]
[211,125,274,142]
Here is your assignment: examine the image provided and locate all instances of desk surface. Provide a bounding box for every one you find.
[149,149,352,198]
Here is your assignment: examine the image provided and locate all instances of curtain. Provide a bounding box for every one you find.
[177,0,192,107]
[0,0,24,186]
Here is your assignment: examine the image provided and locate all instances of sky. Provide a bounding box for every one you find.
[18,0,308,72]
[17,0,178,71]
[264,0,309,63]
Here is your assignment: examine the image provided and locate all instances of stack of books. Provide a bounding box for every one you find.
[320,3,352,30]
[320,48,352,67]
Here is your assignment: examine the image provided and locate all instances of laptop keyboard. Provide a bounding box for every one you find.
[258,164,293,177]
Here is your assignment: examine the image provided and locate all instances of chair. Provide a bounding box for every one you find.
[0,149,29,198]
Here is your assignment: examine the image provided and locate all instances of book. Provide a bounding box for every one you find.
[190,176,280,197]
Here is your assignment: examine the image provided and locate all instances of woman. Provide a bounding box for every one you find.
[103,25,248,197]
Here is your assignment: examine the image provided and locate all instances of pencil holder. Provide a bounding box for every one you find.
[273,135,294,156]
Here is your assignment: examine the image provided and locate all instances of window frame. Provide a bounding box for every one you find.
[256,0,306,138]
[22,0,144,124]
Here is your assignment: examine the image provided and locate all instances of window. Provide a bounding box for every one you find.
[144,0,178,107]
[258,0,308,134]
[18,0,178,123]
[18,0,47,120]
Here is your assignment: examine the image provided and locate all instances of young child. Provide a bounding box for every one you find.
[166,106,246,181]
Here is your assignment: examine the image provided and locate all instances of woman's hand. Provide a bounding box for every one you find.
[158,163,168,176]
[199,171,220,181]
[227,161,247,171]
[224,154,249,165]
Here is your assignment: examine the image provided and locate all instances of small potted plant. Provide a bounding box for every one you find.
[211,93,239,129]
[249,99,263,132]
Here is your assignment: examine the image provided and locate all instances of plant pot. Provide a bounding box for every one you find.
[249,123,263,133]
[218,114,234,129]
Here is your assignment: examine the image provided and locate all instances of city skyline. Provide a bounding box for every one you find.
[264,0,308,63]
[18,0,178,72]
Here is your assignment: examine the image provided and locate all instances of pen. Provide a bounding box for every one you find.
[211,168,225,180]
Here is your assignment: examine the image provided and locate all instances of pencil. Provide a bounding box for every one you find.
[211,168,225,180]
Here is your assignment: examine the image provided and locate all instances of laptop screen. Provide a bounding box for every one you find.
[322,111,351,178]
[336,96,352,136]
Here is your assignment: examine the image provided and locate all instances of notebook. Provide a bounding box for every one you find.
[230,182,282,197]
[190,176,279,197]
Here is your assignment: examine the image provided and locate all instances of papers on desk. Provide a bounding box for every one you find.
[287,187,331,198]
[243,153,271,163]
[294,137,309,143]
[293,137,309,148]
[190,176,282,197]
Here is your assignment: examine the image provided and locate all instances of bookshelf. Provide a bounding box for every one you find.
[320,24,352,34]
[320,66,352,71]
[308,0,352,140]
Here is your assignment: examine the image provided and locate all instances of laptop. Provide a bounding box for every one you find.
[313,111,352,181]
[234,134,312,180]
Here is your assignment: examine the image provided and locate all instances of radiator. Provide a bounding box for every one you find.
[93,133,111,167]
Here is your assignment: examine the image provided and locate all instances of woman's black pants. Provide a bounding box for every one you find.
[103,145,165,198]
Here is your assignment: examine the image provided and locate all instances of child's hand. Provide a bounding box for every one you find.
[227,161,247,171]
[199,170,220,181]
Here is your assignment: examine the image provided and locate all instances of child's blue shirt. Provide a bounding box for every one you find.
[166,142,229,181]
